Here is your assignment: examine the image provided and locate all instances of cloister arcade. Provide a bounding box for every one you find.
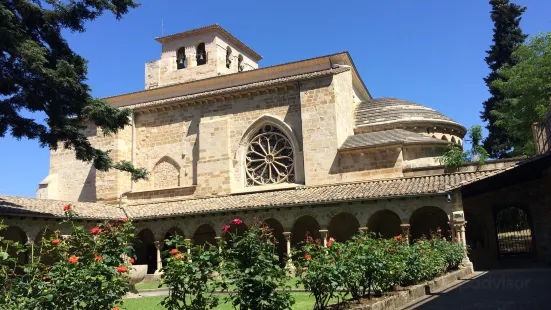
[1,194,469,275]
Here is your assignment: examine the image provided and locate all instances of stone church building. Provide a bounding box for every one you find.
[2,25,550,273]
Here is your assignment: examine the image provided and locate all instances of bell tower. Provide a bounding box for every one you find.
[145,25,262,89]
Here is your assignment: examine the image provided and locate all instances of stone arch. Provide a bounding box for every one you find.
[0,226,29,264]
[328,212,360,242]
[151,156,180,189]
[410,206,450,240]
[226,46,232,69]
[196,42,206,65]
[176,46,186,69]
[368,210,402,238]
[441,135,449,141]
[291,215,321,248]
[238,115,304,186]
[238,54,244,71]
[134,228,156,274]
[193,224,217,247]
[265,218,285,266]
[451,136,457,144]
[494,206,534,255]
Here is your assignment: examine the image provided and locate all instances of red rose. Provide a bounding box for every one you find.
[116,266,128,273]
[231,218,243,225]
[130,258,135,264]
[68,255,79,264]
[394,235,403,240]
[305,254,312,261]
[437,228,442,233]
[51,239,61,246]
[452,239,456,243]
[175,254,186,259]
[327,237,335,247]
[94,254,103,261]
[89,227,102,235]
[169,249,179,255]
[121,218,128,223]
[113,308,120,310]
[222,225,231,233]
[63,204,71,212]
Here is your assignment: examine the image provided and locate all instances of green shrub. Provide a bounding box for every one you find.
[161,236,222,310]
[222,219,294,310]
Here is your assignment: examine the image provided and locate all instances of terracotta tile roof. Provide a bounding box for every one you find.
[356,98,465,131]
[154,24,262,60]
[123,68,350,110]
[124,170,506,219]
[0,196,124,219]
[340,129,449,151]
[0,170,508,220]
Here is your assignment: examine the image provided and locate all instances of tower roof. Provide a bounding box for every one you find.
[154,24,262,60]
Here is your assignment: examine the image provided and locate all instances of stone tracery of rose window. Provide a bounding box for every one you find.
[246,125,295,186]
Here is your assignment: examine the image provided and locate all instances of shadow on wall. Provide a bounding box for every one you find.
[329,148,401,176]
[78,166,96,202]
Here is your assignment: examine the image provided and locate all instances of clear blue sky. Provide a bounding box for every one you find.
[1,0,550,198]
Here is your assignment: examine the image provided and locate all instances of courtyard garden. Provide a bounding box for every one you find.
[1,205,465,310]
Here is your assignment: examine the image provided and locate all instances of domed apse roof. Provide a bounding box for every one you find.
[355,98,464,130]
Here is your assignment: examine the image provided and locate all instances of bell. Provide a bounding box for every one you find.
[198,53,204,61]
[178,58,184,64]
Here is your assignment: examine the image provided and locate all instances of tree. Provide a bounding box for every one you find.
[439,125,489,169]
[491,33,551,156]
[481,0,527,158]
[0,0,147,180]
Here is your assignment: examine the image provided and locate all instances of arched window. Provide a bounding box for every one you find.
[226,46,232,69]
[176,47,186,69]
[237,54,244,72]
[152,157,180,189]
[196,42,206,66]
[245,124,294,186]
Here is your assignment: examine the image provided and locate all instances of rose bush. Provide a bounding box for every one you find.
[0,207,135,309]
[161,236,222,310]
[294,236,345,310]
[222,219,294,310]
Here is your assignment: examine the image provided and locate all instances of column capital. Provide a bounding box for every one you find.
[359,227,369,233]
[282,232,292,241]
[399,224,411,228]
[154,240,164,249]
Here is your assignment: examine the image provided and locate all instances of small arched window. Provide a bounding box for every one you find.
[176,47,186,69]
[441,135,449,141]
[451,137,457,144]
[196,42,206,66]
[237,54,244,72]
[226,46,232,69]
[245,124,294,186]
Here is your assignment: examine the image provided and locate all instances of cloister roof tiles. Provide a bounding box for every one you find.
[340,129,450,150]
[124,170,505,219]
[0,170,506,220]
[0,196,124,219]
[355,98,465,130]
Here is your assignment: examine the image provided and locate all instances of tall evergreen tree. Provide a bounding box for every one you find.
[0,0,147,180]
[481,0,527,158]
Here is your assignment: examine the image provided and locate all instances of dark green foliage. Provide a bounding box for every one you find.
[161,236,222,310]
[491,33,551,156]
[481,0,528,158]
[223,221,294,310]
[439,125,489,168]
[0,0,147,180]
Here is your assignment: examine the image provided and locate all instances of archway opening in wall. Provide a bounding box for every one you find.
[328,212,360,242]
[0,226,29,266]
[226,46,232,69]
[291,215,321,249]
[410,206,450,241]
[162,227,184,266]
[441,135,449,141]
[193,224,216,248]
[134,229,156,274]
[196,42,206,66]
[237,54,244,72]
[495,207,534,256]
[35,228,55,265]
[176,47,186,69]
[465,212,485,250]
[368,210,402,239]
[264,218,285,267]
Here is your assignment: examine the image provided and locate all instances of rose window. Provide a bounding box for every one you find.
[246,125,295,186]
